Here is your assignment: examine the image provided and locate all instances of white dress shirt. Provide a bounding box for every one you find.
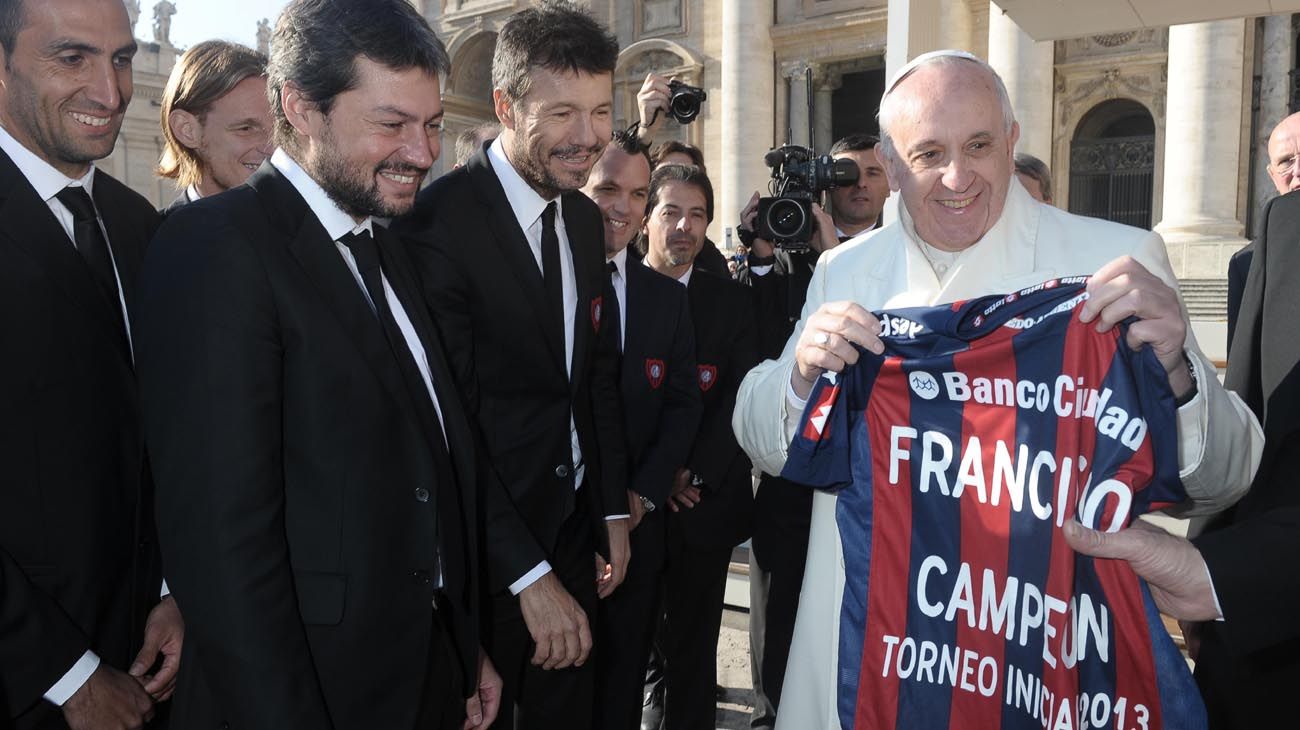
[0,123,142,707]
[607,247,628,351]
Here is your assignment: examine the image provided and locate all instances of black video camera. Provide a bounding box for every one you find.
[755,145,858,250]
[667,80,707,124]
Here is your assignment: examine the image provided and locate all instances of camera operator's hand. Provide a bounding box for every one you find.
[792,302,883,399]
[636,73,673,145]
[810,202,840,253]
[740,192,775,259]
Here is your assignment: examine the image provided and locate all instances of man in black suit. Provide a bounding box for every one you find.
[0,0,182,727]
[1067,192,1300,727]
[639,164,758,730]
[156,40,271,216]
[1229,112,1300,350]
[581,130,702,730]
[134,2,500,728]
[392,3,629,728]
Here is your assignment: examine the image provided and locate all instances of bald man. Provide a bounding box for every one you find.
[1228,112,1300,348]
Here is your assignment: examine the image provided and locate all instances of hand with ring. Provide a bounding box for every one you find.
[792,301,883,399]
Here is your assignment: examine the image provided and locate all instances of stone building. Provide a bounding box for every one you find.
[107,1,180,209]
[416,0,1300,359]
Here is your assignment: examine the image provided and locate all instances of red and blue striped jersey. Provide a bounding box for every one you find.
[783,277,1206,730]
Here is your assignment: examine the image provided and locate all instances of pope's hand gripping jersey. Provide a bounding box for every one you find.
[783,277,1206,730]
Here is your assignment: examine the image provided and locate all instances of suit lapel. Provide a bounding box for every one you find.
[466,151,566,370]
[93,173,145,319]
[250,168,415,428]
[0,149,133,364]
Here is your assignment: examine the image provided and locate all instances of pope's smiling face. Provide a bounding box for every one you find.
[882,61,1019,252]
[0,0,137,178]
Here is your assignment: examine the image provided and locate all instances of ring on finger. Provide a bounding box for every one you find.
[813,330,830,346]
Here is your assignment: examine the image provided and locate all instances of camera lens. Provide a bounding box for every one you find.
[670,93,701,123]
[764,198,807,240]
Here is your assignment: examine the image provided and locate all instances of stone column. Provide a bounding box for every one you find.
[883,0,943,223]
[1156,19,1251,279]
[783,62,813,148]
[813,71,840,154]
[987,2,1055,163]
[721,0,774,247]
[1252,14,1296,235]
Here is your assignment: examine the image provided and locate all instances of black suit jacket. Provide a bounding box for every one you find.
[393,146,628,591]
[669,269,759,551]
[135,165,489,729]
[0,151,162,725]
[619,261,701,507]
[1225,241,1252,352]
[1193,191,1300,727]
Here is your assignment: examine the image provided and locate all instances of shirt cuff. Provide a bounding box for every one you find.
[44,651,100,706]
[160,579,170,598]
[786,376,809,411]
[605,514,631,520]
[749,265,773,276]
[1206,562,1225,622]
[1174,354,1208,478]
[508,561,552,595]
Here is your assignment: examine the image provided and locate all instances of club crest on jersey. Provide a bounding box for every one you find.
[908,371,941,400]
[591,296,603,331]
[645,359,665,389]
[698,364,718,392]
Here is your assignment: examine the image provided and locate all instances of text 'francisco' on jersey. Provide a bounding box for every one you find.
[783,277,1206,730]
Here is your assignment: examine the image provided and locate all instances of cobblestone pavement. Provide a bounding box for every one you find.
[716,608,756,730]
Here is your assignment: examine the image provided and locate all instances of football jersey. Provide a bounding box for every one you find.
[782,277,1206,730]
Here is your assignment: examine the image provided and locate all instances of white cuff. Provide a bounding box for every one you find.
[1174,353,1208,480]
[786,376,809,411]
[44,650,100,706]
[749,265,774,276]
[605,514,630,521]
[160,578,170,598]
[1206,562,1225,622]
[508,561,552,595]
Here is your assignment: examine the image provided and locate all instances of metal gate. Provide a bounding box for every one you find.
[1068,135,1155,229]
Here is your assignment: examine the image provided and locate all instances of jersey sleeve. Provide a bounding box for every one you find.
[781,370,853,491]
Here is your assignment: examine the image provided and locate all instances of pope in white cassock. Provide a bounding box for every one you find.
[731,51,1265,729]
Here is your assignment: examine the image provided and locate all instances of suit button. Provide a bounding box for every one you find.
[415,487,430,503]
[412,570,430,584]
[555,464,570,478]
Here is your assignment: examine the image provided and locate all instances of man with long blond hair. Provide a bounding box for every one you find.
[157,39,271,212]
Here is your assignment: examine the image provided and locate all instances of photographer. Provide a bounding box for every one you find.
[736,133,888,729]
[633,72,730,277]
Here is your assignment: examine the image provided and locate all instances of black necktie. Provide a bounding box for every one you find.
[55,186,126,340]
[338,229,452,582]
[606,260,622,353]
[540,202,565,339]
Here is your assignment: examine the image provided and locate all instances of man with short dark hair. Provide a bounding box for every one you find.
[394,3,629,728]
[454,121,500,168]
[1014,151,1054,204]
[581,129,702,730]
[827,133,891,238]
[640,164,758,730]
[0,0,181,727]
[135,1,500,728]
[157,39,272,212]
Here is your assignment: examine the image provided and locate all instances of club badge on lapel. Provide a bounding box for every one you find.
[698,364,718,392]
[645,359,665,389]
[591,295,603,331]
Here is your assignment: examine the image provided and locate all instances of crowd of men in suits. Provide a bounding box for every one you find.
[0,0,839,727]
[4,0,1299,729]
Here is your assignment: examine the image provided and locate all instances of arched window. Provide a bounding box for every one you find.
[1068,99,1156,229]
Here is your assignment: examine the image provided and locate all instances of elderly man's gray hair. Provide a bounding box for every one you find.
[876,50,1015,165]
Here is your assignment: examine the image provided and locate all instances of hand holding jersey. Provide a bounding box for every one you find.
[795,255,1195,401]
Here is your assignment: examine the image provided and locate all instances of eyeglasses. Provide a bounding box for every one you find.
[1269,155,1300,176]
